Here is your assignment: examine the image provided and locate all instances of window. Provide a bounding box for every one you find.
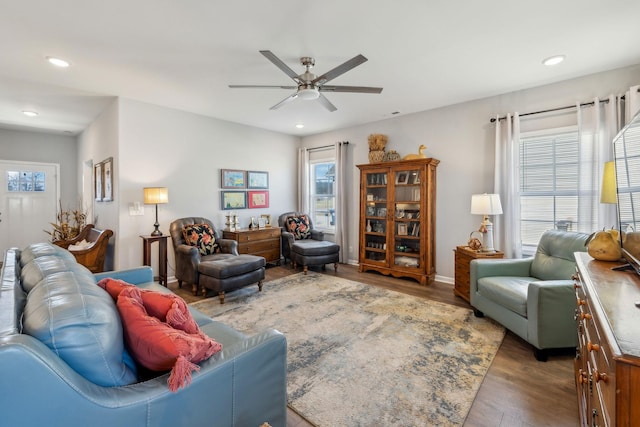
[519,128,597,254]
[6,170,46,192]
[310,160,336,232]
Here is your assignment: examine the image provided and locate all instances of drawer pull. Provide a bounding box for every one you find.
[580,313,592,321]
[578,369,588,384]
[593,370,608,383]
[577,299,586,306]
[587,342,600,353]
[571,273,579,281]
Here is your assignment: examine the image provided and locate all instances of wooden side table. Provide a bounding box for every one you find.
[453,245,503,303]
[140,235,169,286]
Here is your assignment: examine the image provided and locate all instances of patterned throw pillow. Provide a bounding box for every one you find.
[286,215,311,240]
[182,224,218,255]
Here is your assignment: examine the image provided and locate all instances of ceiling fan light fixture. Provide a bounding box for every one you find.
[542,55,565,66]
[298,87,320,100]
[46,56,70,67]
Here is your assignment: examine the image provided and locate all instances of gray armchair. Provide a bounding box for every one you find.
[169,217,265,301]
[278,211,340,274]
[470,229,589,361]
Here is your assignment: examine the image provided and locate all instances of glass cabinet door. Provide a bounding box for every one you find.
[363,171,388,264]
[393,169,421,269]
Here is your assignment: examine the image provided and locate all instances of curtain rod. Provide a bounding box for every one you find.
[306,141,349,152]
[489,88,639,123]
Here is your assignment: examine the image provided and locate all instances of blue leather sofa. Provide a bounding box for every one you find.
[0,243,287,427]
[470,230,588,361]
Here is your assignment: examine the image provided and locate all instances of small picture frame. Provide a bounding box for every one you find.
[221,191,247,210]
[397,223,408,236]
[102,157,113,202]
[248,190,269,209]
[221,169,246,189]
[396,172,409,184]
[258,217,267,228]
[94,162,103,202]
[247,170,269,189]
[260,214,272,227]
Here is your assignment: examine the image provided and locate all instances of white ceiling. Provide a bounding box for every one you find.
[1,1,639,137]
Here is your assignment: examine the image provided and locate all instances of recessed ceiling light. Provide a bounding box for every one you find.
[46,56,70,67]
[542,55,565,66]
[295,124,305,129]
[22,110,39,117]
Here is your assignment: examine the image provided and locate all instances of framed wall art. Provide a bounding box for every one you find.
[94,162,103,202]
[221,191,247,210]
[102,157,114,202]
[247,170,269,189]
[248,190,269,209]
[221,169,246,189]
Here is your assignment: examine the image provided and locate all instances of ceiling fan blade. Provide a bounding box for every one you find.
[312,54,368,85]
[229,85,297,90]
[269,93,298,110]
[260,50,300,82]
[320,85,383,94]
[317,93,337,112]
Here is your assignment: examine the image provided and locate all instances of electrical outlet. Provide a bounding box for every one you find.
[129,202,144,216]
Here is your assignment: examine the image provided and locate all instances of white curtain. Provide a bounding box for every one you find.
[297,148,310,213]
[626,85,640,122]
[493,113,521,258]
[334,141,349,262]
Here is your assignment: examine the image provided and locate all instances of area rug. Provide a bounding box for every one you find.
[190,272,505,426]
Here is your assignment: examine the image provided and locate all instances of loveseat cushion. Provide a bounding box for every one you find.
[182,223,218,255]
[477,276,534,318]
[116,286,222,391]
[22,271,138,387]
[21,255,94,293]
[286,214,311,240]
[19,242,75,266]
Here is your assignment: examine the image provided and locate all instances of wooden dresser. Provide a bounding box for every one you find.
[222,227,281,264]
[573,252,640,426]
[453,246,503,303]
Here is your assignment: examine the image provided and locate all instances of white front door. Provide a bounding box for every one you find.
[0,160,59,255]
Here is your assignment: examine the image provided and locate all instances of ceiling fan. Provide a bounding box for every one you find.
[229,50,383,112]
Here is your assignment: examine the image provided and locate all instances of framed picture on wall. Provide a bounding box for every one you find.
[247,170,269,189]
[248,190,269,208]
[94,162,103,202]
[221,169,246,189]
[102,157,114,202]
[221,191,247,210]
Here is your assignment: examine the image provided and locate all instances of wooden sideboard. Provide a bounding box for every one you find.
[453,246,503,303]
[222,227,281,264]
[573,252,640,426]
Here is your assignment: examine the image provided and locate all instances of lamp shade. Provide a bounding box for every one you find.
[143,187,169,204]
[470,193,503,215]
[600,161,617,204]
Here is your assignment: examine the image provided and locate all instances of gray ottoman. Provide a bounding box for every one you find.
[290,240,340,275]
[198,254,266,303]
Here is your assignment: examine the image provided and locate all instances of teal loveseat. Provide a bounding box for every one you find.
[470,230,588,361]
[0,243,287,427]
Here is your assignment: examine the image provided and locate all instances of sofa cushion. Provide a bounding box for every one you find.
[21,255,94,293]
[116,286,222,392]
[19,242,76,267]
[477,276,534,318]
[22,271,138,387]
[286,214,311,240]
[182,223,218,255]
[97,277,200,333]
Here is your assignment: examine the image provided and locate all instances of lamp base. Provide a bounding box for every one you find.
[150,204,162,236]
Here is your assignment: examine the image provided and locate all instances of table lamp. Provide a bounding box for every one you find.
[144,187,169,236]
[470,193,503,252]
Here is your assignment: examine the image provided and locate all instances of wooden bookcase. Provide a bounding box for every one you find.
[357,158,439,285]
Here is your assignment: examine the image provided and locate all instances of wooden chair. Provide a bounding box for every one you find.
[54,225,113,273]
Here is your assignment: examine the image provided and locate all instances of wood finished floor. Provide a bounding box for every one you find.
[171,264,579,427]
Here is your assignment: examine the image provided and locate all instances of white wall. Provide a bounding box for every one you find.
[0,128,77,208]
[114,99,299,275]
[302,64,640,282]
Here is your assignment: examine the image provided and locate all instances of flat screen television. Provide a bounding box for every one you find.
[613,111,640,274]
